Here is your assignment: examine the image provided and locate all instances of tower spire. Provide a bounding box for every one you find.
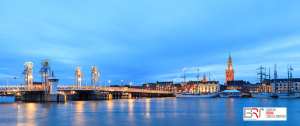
[203,73,207,82]
[225,53,234,86]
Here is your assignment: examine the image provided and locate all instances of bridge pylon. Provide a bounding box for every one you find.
[91,66,100,88]
[75,67,83,88]
[22,62,34,88]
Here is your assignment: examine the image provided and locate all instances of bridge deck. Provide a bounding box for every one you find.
[0,85,172,94]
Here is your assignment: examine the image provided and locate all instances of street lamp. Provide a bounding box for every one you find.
[7,77,19,88]
[130,82,132,88]
[121,80,123,88]
[108,80,111,87]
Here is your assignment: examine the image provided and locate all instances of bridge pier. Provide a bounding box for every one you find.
[130,93,142,99]
[105,92,133,99]
[20,92,66,102]
[68,92,110,100]
[88,93,108,100]
[15,93,22,101]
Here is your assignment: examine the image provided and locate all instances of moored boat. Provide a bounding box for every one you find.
[175,93,217,98]
[251,92,277,98]
[278,93,300,99]
[220,89,242,98]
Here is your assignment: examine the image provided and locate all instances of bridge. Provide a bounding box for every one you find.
[0,85,174,101]
[0,85,172,94]
[57,86,172,94]
[1,60,174,102]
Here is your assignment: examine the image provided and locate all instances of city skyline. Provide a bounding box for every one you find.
[1,1,300,86]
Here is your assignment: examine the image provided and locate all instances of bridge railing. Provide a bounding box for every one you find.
[0,85,45,91]
[57,85,172,93]
[58,86,96,89]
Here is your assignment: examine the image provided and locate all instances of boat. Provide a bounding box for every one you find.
[278,66,299,99]
[220,89,242,98]
[176,68,218,98]
[278,92,300,99]
[251,92,277,98]
[175,93,217,98]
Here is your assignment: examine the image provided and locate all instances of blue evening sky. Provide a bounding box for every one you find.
[0,0,300,86]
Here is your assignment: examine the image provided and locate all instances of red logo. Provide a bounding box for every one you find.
[252,108,259,118]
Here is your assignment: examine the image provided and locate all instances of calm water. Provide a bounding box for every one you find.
[0,97,299,126]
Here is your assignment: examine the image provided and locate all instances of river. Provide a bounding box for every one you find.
[0,96,298,126]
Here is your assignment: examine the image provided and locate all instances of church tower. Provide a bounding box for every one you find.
[225,53,234,86]
[202,73,207,82]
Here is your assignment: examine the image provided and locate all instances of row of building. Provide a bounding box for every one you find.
[119,78,300,94]
[110,53,299,94]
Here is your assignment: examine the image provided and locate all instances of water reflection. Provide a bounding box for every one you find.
[145,99,151,118]
[120,100,125,110]
[128,99,134,112]
[106,101,115,126]
[107,100,114,111]
[127,99,135,124]
[91,102,96,112]
[145,99,150,112]
[74,101,85,125]
[23,103,37,126]
[0,98,298,125]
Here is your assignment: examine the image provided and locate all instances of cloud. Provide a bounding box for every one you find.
[233,34,300,58]
[0,0,300,86]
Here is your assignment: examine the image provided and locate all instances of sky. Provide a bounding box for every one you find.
[0,0,300,86]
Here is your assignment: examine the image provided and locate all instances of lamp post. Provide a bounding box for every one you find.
[7,77,18,89]
[121,80,123,89]
[130,82,132,88]
[108,80,111,88]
